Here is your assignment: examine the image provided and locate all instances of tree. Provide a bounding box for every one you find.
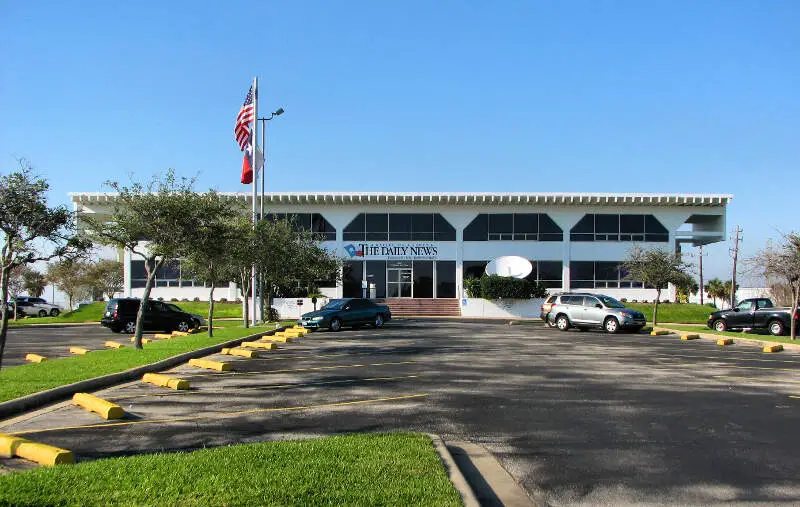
[21,267,46,298]
[0,163,91,369]
[82,170,224,348]
[180,196,243,337]
[224,218,341,327]
[86,259,124,300]
[46,260,92,310]
[722,280,738,307]
[673,272,699,303]
[705,278,725,308]
[6,265,25,320]
[621,246,691,325]
[752,233,800,340]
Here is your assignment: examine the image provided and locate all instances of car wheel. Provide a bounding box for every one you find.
[713,319,727,332]
[556,315,570,331]
[38,309,48,317]
[373,314,385,328]
[50,308,60,317]
[768,320,785,336]
[123,321,136,334]
[329,318,342,332]
[175,321,190,333]
[604,317,620,334]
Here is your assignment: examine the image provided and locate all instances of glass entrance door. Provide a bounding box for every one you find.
[387,261,413,298]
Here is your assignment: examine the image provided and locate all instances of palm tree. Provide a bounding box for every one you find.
[705,278,725,308]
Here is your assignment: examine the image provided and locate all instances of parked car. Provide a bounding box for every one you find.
[541,292,647,333]
[707,298,798,336]
[297,298,391,332]
[14,297,62,317]
[100,298,205,333]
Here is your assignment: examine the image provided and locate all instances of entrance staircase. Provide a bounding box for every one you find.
[379,298,461,317]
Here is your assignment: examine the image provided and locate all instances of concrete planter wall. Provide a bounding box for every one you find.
[460,298,546,318]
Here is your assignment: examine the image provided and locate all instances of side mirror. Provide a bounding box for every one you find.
[733,308,740,312]
[595,304,602,309]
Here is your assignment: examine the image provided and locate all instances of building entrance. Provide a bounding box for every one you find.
[386,261,413,298]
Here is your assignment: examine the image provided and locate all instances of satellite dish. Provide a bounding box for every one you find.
[485,256,533,279]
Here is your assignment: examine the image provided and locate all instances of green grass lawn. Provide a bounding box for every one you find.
[658,323,800,345]
[0,433,461,506]
[0,325,285,403]
[625,303,715,324]
[7,301,244,326]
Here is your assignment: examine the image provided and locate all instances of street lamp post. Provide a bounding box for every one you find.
[254,107,284,324]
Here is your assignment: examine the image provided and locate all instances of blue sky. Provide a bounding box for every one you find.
[1,0,797,282]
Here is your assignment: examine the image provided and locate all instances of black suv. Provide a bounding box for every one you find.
[100,298,203,334]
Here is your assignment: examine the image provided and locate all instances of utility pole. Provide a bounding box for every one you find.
[730,226,743,309]
[698,245,704,306]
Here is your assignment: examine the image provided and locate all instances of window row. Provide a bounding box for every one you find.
[263,213,336,241]
[569,261,650,289]
[344,214,456,241]
[130,260,228,289]
[464,214,563,242]
[570,214,668,242]
[462,260,563,288]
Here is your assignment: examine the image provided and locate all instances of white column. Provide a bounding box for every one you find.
[336,226,344,298]
[561,236,571,291]
[455,226,464,298]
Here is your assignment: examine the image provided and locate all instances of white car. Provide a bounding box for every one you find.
[15,297,63,317]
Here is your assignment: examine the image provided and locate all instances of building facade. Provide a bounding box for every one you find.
[71,192,731,304]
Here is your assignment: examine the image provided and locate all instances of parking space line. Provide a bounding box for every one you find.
[9,393,429,437]
[181,360,418,379]
[651,353,800,365]
[107,375,420,401]
[667,363,798,372]
[713,375,800,384]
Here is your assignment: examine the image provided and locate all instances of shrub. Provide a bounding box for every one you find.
[479,275,548,299]
[464,277,482,298]
[620,298,627,302]
[193,297,200,302]
[157,297,163,301]
[170,298,178,302]
[235,298,242,303]
[267,307,280,321]
[181,298,189,302]
[219,298,228,303]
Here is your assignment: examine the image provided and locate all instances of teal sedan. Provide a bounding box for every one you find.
[297,298,392,332]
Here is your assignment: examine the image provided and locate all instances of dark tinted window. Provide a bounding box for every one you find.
[365,261,386,298]
[463,215,488,241]
[462,261,487,279]
[414,260,434,298]
[433,215,456,241]
[343,261,363,298]
[389,214,411,240]
[436,261,456,298]
[583,296,600,307]
[365,214,388,240]
[344,214,366,241]
[411,214,434,241]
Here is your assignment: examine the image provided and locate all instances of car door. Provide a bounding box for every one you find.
[561,295,585,323]
[582,296,605,326]
[349,299,371,325]
[729,300,755,327]
[142,301,161,330]
[752,299,773,328]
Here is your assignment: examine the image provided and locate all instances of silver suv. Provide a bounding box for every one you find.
[541,293,646,333]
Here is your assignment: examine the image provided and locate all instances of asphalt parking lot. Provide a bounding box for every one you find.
[2,320,799,505]
[2,324,113,366]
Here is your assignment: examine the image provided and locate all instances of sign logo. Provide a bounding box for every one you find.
[344,244,363,257]
[344,242,438,260]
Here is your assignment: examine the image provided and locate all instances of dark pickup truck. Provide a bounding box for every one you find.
[707,298,798,336]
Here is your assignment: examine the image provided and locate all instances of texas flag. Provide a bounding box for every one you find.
[241,134,264,184]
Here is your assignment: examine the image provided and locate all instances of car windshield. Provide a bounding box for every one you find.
[598,296,626,309]
[321,299,347,310]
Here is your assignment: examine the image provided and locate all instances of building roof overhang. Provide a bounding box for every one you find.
[69,191,732,207]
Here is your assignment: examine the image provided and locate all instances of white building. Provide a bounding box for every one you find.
[70,192,732,314]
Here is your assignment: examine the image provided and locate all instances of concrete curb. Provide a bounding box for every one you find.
[654,326,800,351]
[7,322,100,329]
[428,434,480,507]
[0,328,280,420]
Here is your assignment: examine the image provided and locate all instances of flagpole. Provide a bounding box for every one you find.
[251,76,259,327]
[259,111,266,324]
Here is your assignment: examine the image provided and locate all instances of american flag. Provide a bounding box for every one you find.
[235,85,255,151]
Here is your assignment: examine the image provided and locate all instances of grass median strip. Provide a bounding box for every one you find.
[0,433,461,506]
[0,327,266,403]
